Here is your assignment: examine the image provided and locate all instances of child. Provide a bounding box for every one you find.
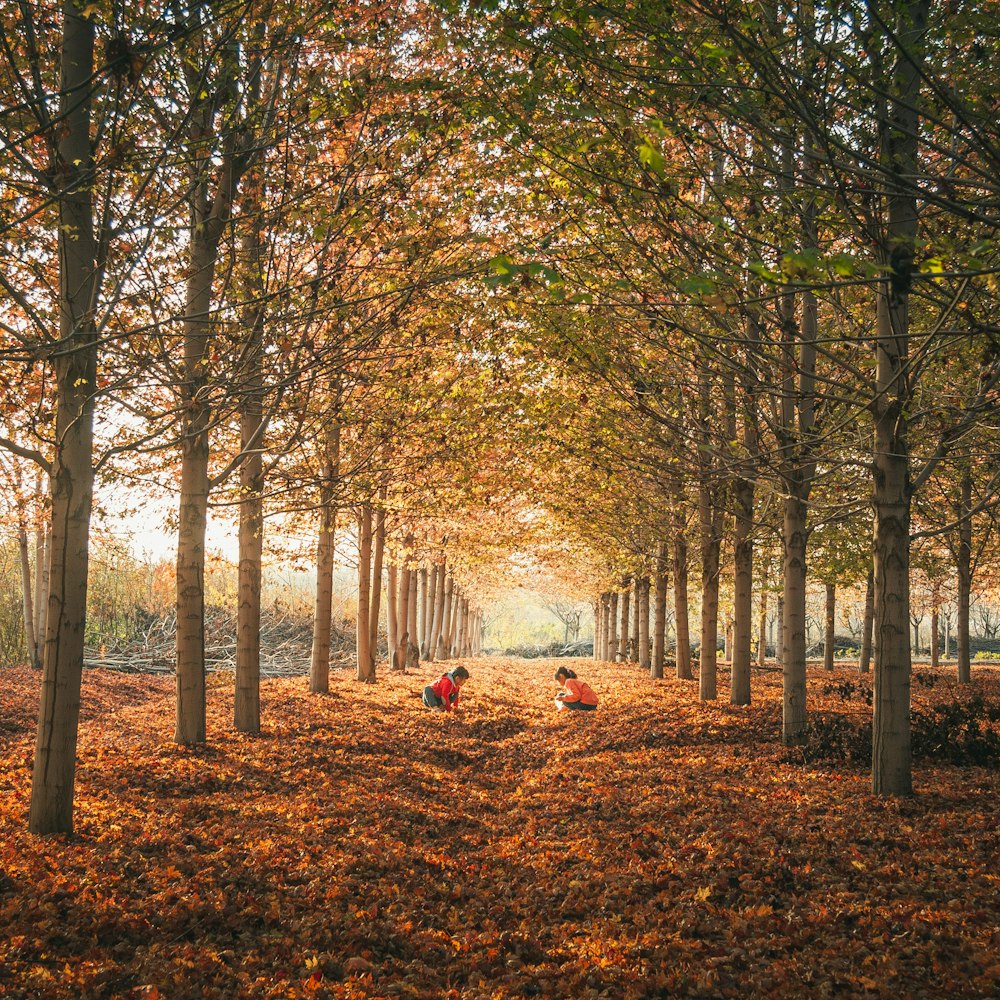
[554,666,598,711]
[422,665,469,713]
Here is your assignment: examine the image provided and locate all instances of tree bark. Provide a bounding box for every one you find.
[608,591,619,665]
[637,576,650,671]
[437,573,453,661]
[859,566,874,674]
[698,479,722,702]
[30,3,99,834]
[782,495,809,744]
[652,543,668,678]
[368,494,386,665]
[757,579,768,667]
[428,555,446,662]
[386,563,398,664]
[18,525,38,670]
[871,0,927,797]
[234,157,266,735]
[34,508,49,668]
[618,583,630,662]
[731,475,754,705]
[956,469,972,683]
[824,582,836,672]
[310,422,340,693]
[673,524,692,679]
[356,506,374,683]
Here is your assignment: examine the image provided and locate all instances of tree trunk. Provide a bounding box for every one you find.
[29,4,99,834]
[368,495,386,664]
[637,576,650,671]
[18,526,38,670]
[422,563,436,659]
[673,526,692,679]
[437,574,453,661]
[234,167,266,735]
[631,579,640,661]
[395,562,411,671]
[824,582,836,672]
[408,564,419,661]
[956,469,972,683]
[428,555,446,662]
[698,482,722,702]
[34,509,49,667]
[782,495,809,744]
[930,601,939,670]
[859,566,874,674]
[776,595,785,665]
[652,543,668,678]
[387,563,398,663]
[608,592,619,664]
[618,584,630,662]
[731,475,754,705]
[235,400,264,735]
[757,581,768,667]
[310,422,340,694]
[356,506,374,683]
[871,0,926,797]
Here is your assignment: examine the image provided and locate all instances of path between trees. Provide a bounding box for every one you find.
[1,658,998,998]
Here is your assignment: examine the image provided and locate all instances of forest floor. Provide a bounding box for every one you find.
[1,657,998,1000]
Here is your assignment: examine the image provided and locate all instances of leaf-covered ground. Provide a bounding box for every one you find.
[1,658,998,999]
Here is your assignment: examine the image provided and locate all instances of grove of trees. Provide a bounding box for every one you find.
[3,0,1000,835]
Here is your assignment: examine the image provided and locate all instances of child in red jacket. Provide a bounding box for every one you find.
[554,666,598,711]
[422,666,469,712]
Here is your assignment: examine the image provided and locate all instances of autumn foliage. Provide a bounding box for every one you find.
[1,659,998,999]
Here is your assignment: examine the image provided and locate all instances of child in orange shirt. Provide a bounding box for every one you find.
[554,666,598,711]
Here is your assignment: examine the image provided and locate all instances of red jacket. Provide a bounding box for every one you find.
[431,672,461,711]
[559,677,598,706]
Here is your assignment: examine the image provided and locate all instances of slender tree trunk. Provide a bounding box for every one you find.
[234,163,266,735]
[408,565,419,661]
[235,414,263,734]
[871,0,926,796]
[310,422,340,694]
[698,481,722,702]
[631,579,640,661]
[673,526,692,679]
[758,579,768,667]
[356,506,374,683]
[782,495,809,744]
[652,543,668,679]
[29,4,99,834]
[618,584,630,662]
[956,469,972,683]
[823,583,836,672]
[438,574,453,661]
[608,592,619,664]
[930,601,939,670]
[34,507,49,665]
[731,476,754,705]
[387,563,398,663]
[368,495,386,664]
[395,564,410,670]
[17,526,37,670]
[428,555,446,662]
[859,566,874,674]
[638,576,650,671]
[422,563,436,659]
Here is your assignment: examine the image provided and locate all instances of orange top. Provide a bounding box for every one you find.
[561,677,598,706]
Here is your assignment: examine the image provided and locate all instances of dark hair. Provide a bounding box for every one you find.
[451,666,470,681]
[554,667,577,681]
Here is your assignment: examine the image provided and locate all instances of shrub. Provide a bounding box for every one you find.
[789,695,1000,768]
